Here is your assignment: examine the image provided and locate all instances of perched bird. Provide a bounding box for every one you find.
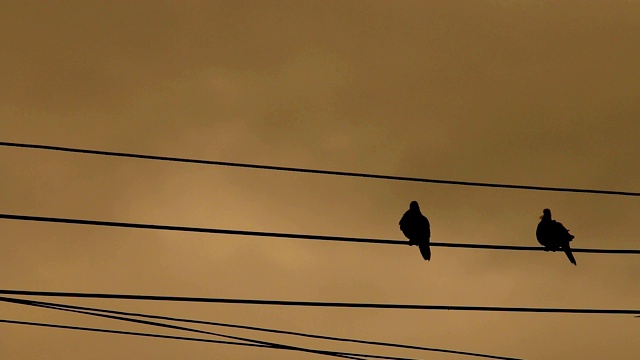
[399,201,431,260]
[536,208,577,266]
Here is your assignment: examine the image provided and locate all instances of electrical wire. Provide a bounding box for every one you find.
[0,319,272,349]
[2,213,638,254]
[1,141,638,197]
[0,297,414,360]
[2,290,638,315]
[0,297,360,360]
[0,296,521,360]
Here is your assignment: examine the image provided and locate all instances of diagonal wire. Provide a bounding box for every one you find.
[0,296,415,360]
[0,319,273,349]
[1,141,638,197]
[1,213,639,254]
[2,290,639,315]
[0,298,358,360]
[0,296,521,360]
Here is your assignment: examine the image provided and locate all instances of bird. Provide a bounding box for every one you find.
[399,201,431,260]
[536,208,577,266]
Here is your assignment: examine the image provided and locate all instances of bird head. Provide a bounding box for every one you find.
[409,201,420,211]
[540,208,551,220]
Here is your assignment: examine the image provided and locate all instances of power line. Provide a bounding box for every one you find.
[0,319,274,349]
[2,141,638,197]
[8,297,451,360]
[1,302,422,360]
[0,296,521,360]
[1,318,420,360]
[0,297,401,360]
[2,213,639,255]
[3,289,639,315]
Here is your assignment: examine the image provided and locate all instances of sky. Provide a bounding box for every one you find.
[1,1,639,359]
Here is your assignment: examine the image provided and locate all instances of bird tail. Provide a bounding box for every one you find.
[418,243,431,261]
[563,243,577,266]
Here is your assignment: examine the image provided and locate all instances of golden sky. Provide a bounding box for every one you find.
[1,1,639,359]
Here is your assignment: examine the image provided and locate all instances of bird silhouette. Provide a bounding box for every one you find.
[536,208,577,266]
[399,201,431,260]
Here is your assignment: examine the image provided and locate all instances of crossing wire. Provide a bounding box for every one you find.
[1,141,638,197]
[1,213,639,254]
[0,296,370,360]
[0,320,380,359]
[0,319,273,349]
[2,290,639,315]
[0,296,521,360]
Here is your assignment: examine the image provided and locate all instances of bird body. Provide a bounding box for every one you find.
[399,201,431,260]
[536,209,577,265]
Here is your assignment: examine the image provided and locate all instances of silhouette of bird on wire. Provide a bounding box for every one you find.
[399,201,431,260]
[536,208,577,266]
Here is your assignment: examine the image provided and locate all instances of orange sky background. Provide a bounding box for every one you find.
[1,1,639,359]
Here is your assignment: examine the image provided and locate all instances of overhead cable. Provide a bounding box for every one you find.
[0,296,520,360]
[2,290,639,315]
[0,319,273,349]
[2,213,638,254]
[0,297,396,360]
[2,141,637,197]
